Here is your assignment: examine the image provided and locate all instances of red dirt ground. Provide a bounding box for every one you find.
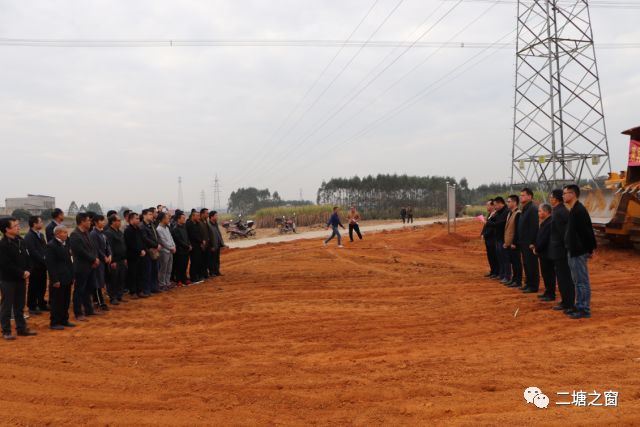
[1,222,639,425]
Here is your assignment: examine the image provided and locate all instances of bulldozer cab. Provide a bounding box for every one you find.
[583,126,640,244]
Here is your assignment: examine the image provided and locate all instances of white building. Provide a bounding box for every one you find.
[5,194,56,215]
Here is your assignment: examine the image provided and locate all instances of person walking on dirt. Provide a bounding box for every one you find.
[563,184,596,319]
[324,207,346,248]
[400,207,407,224]
[346,206,362,242]
[407,206,414,224]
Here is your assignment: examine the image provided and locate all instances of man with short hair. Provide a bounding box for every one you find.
[324,206,346,248]
[534,203,556,301]
[563,184,596,319]
[488,197,508,282]
[45,225,75,330]
[124,212,147,298]
[171,212,191,286]
[503,195,522,288]
[0,217,37,340]
[548,189,574,312]
[46,208,65,242]
[518,188,540,294]
[208,211,228,276]
[481,199,498,278]
[156,212,176,291]
[90,215,111,311]
[24,215,49,314]
[104,214,128,305]
[186,211,205,283]
[69,213,100,321]
[140,209,161,294]
[199,208,212,279]
[400,207,407,224]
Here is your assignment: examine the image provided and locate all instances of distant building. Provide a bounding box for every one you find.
[5,194,56,215]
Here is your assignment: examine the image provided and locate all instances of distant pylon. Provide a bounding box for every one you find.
[213,175,222,210]
[177,176,184,211]
[200,190,206,210]
[299,188,304,201]
[511,0,611,190]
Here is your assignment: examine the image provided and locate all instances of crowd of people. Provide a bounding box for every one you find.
[0,206,228,340]
[481,185,597,319]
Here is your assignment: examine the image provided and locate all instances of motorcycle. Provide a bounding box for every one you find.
[275,214,296,234]
[222,215,256,239]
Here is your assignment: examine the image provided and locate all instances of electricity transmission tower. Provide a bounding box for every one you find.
[200,190,206,210]
[213,175,221,210]
[177,176,184,211]
[511,0,611,190]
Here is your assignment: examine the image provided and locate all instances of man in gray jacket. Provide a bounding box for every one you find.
[208,211,228,277]
[156,212,176,290]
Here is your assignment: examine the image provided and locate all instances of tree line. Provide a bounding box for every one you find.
[227,188,312,215]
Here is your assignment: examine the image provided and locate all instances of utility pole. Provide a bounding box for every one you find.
[213,175,222,210]
[200,190,206,210]
[177,176,184,211]
[511,0,610,190]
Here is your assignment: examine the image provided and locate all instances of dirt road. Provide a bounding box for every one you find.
[1,222,639,425]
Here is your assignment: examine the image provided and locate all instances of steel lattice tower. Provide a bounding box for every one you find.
[511,0,611,190]
[213,175,221,210]
[177,176,184,211]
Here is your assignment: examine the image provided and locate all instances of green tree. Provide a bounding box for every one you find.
[86,202,103,214]
[11,209,31,222]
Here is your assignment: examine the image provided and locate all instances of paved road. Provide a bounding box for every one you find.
[226,216,467,248]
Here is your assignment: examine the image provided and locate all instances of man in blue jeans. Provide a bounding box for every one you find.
[324,207,346,248]
[563,184,597,319]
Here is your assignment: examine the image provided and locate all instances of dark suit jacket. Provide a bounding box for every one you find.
[0,236,30,282]
[535,217,552,259]
[45,220,59,242]
[549,203,569,260]
[487,206,508,242]
[565,201,597,257]
[140,221,159,250]
[124,225,144,259]
[517,202,539,246]
[24,229,47,271]
[69,228,98,273]
[171,224,191,255]
[45,239,73,285]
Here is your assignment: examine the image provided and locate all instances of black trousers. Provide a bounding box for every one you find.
[126,256,140,295]
[407,215,414,224]
[190,246,203,281]
[49,281,71,326]
[540,257,556,298]
[554,257,574,308]
[27,266,47,310]
[349,224,362,241]
[212,249,221,275]
[509,246,523,285]
[484,238,498,275]
[401,216,406,224]
[0,280,27,334]
[174,252,189,283]
[73,269,95,317]
[520,244,540,291]
[107,260,127,301]
[205,247,215,276]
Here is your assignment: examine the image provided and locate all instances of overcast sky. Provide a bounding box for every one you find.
[1,0,638,211]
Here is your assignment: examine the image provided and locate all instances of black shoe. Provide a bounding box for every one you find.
[138,293,149,298]
[508,282,521,288]
[564,308,577,315]
[539,296,555,302]
[49,325,65,331]
[110,300,120,306]
[28,309,43,316]
[2,334,16,341]
[522,288,537,294]
[570,311,591,319]
[17,329,37,336]
[100,304,110,311]
[119,298,129,303]
[40,306,51,312]
[63,322,76,327]
[537,294,547,299]
[552,304,566,311]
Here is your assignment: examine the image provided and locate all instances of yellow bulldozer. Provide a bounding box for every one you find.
[582,125,640,245]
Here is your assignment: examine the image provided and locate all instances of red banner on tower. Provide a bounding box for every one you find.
[630,139,640,167]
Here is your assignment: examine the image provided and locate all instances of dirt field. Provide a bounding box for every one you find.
[1,221,639,425]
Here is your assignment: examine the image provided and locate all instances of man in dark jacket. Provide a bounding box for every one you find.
[199,208,213,279]
[171,211,191,285]
[487,197,508,281]
[534,204,555,301]
[45,208,65,242]
[104,214,128,305]
[208,211,228,276]
[124,212,147,298]
[563,184,597,319]
[548,189,574,312]
[518,188,540,293]
[45,225,75,330]
[24,215,49,314]
[140,209,161,294]
[69,212,100,321]
[187,211,205,283]
[0,217,37,340]
[481,200,499,278]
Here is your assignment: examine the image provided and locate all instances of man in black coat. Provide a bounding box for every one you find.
[171,211,191,285]
[104,214,128,305]
[518,188,540,293]
[548,189,573,312]
[124,212,147,298]
[45,208,65,242]
[0,217,37,340]
[487,197,508,282]
[534,204,555,301]
[186,211,205,283]
[563,184,597,319]
[140,208,161,294]
[69,213,100,321]
[481,200,499,278]
[24,215,49,314]
[45,225,75,330]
